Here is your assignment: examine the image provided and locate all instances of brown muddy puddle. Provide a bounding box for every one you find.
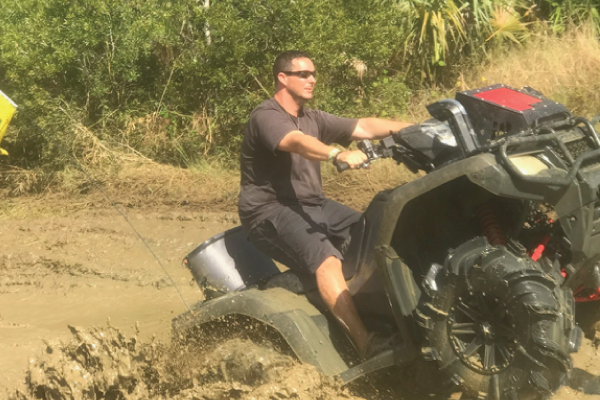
[1,206,600,400]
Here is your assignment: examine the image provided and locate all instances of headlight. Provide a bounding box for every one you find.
[508,155,549,176]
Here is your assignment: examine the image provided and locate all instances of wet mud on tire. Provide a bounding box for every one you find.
[418,240,586,400]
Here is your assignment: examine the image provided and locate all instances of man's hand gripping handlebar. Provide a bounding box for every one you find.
[334,131,435,174]
[334,138,396,172]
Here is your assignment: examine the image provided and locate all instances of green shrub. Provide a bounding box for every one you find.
[0,0,181,166]
[2,0,597,172]
[0,0,414,169]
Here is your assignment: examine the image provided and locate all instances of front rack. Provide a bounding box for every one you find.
[498,133,600,186]
[496,117,600,187]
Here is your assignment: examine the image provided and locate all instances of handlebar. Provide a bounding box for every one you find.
[334,133,434,174]
[335,140,375,172]
[335,160,372,172]
[335,137,402,172]
[336,161,351,172]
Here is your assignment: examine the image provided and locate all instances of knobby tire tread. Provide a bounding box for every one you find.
[417,239,574,400]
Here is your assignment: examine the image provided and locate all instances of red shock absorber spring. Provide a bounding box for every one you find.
[531,235,551,261]
[477,204,506,246]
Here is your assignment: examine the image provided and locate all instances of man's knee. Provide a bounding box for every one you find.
[315,256,343,280]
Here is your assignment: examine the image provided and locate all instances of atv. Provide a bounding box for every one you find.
[173,84,600,399]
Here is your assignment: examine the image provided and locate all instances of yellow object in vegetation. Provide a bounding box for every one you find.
[0,90,17,156]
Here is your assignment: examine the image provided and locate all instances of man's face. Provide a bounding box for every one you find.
[280,57,317,102]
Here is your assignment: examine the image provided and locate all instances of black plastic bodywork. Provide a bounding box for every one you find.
[172,288,350,376]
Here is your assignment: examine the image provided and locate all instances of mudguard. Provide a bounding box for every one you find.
[172,287,349,376]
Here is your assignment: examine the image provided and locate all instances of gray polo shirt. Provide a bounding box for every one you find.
[238,98,358,230]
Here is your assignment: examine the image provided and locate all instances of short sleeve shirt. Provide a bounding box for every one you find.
[238,98,358,230]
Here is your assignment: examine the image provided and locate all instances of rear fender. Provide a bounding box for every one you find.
[172,288,349,376]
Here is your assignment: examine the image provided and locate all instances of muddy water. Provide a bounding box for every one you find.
[0,206,226,395]
[12,325,360,400]
[1,205,599,399]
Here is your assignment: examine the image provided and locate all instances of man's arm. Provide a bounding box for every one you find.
[277,116,412,169]
[351,118,412,140]
[277,131,330,161]
[277,131,367,168]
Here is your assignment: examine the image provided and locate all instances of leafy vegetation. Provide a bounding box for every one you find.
[0,0,599,179]
[0,0,411,170]
[540,0,600,33]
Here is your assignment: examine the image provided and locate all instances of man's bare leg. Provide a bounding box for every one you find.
[315,255,369,354]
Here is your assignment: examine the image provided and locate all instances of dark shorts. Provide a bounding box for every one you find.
[247,200,361,274]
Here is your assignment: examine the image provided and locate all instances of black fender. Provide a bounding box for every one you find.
[172,287,349,376]
[349,154,500,294]
[352,153,576,293]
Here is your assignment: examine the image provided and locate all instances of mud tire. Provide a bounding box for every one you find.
[418,238,575,400]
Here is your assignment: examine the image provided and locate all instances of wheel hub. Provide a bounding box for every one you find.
[480,322,494,340]
[448,292,518,374]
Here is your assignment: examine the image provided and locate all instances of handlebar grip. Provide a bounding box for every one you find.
[336,162,350,172]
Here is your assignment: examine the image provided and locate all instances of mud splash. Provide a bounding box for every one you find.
[10,324,364,400]
[8,321,600,400]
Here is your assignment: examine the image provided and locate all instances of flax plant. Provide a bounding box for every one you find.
[401,0,467,81]
[387,0,530,83]
[487,5,530,45]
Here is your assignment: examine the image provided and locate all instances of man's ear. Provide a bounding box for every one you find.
[277,72,288,87]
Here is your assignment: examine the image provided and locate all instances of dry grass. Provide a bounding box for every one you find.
[107,161,239,209]
[0,166,46,196]
[463,24,600,116]
[0,148,239,216]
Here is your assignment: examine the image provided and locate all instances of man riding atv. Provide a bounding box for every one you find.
[238,50,411,358]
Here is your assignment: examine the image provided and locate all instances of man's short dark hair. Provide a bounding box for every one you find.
[273,50,311,84]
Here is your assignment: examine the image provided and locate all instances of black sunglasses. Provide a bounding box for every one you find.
[282,70,317,79]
